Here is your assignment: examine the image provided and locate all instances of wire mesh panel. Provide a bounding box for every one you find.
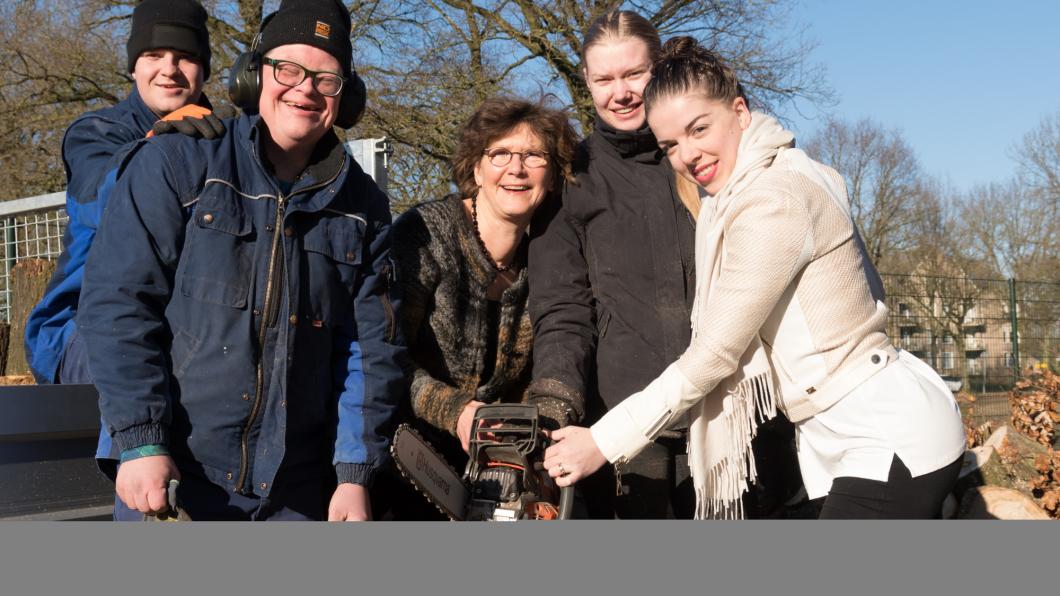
[882,273,1060,393]
[0,208,68,323]
[1014,279,1060,379]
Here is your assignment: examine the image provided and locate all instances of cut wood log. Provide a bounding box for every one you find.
[7,258,56,377]
[956,486,1051,520]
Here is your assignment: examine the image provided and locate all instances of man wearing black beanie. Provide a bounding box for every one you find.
[79,0,405,521]
[124,0,212,116]
[26,0,217,481]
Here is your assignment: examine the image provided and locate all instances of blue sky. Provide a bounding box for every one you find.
[782,0,1060,192]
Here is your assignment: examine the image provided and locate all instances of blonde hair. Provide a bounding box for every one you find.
[674,169,702,221]
[580,10,661,65]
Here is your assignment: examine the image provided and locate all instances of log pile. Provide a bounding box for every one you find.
[964,418,994,450]
[1009,369,1059,448]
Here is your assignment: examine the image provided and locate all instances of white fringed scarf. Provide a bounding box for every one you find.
[685,111,848,519]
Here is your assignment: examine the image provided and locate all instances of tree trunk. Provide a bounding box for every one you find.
[7,258,55,376]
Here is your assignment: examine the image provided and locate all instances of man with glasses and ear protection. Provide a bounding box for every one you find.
[79,0,406,521]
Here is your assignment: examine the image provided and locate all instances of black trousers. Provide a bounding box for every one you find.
[577,415,803,519]
[819,454,962,519]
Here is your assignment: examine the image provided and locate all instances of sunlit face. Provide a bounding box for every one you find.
[132,49,205,117]
[583,38,653,131]
[648,93,751,196]
[473,124,551,223]
[258,44,341,152]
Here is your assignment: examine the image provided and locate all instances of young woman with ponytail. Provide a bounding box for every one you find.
[544,36,966,519]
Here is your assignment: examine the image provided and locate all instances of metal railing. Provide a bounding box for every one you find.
[0,192,67,323]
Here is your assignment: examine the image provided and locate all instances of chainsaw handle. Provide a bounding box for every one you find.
[558,485,575,520]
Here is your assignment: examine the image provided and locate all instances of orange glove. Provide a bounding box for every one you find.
[148,104,226,140]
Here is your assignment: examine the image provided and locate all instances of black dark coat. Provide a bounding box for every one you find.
[527,120,696,425]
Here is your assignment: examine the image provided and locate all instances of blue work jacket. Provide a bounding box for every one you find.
[24,88,165,383]
[79,114,405,494]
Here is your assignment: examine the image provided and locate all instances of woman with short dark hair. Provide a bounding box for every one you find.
[377,97,577,518]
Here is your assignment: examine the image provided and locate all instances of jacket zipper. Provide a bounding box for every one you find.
[236,192,287,493]
[234,157,347,494]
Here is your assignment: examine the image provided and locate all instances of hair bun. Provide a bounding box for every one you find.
[658,36,724,67]
[660,36,699,61]
[644,36,746,112]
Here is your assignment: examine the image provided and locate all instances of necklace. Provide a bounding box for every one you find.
[470,196,514,272]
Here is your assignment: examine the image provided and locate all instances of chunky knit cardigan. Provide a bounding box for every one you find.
[391,195,570,440]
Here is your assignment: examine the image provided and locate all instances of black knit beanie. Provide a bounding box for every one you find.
[126,0,212,80]
[259,0,353,78]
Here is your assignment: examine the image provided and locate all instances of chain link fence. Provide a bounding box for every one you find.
[882,273,1060,394]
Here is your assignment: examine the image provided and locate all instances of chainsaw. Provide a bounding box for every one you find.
[391,404,574,521]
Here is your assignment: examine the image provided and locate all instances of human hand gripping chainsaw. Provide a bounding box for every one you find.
[543,425,608,488]
[392,404,575,520]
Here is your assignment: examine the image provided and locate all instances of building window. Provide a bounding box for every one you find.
[943,333,954,344]
[898,303,911,317]
[942,352,954,369]
[1005,353,1014,367]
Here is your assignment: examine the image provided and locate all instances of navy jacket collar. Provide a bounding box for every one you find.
[241,115,351,210]
[125,86,215,133]
[125,87,164,135]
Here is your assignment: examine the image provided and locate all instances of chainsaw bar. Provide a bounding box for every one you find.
[390,423,467,521]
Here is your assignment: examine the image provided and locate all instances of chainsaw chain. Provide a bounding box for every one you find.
[390,423,463,521]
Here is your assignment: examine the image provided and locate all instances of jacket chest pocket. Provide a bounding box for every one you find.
[179,195,255,309]
[300,215,364,325]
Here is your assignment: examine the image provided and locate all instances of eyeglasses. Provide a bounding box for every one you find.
[482,148,549,168]
[263,58,345,97]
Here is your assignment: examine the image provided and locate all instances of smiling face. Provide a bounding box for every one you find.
[473,124,551,224]
[648,93,751,196]
[584,38,653,131]
[132,49,204,117]
[258,44,341,153]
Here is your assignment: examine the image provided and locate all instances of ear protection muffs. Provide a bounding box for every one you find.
[334,71,366,129]
[227,12,366,128]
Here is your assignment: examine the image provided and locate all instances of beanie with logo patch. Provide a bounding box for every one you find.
[259,0,353,78]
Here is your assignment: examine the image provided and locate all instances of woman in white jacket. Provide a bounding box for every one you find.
[543,37,966,519]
